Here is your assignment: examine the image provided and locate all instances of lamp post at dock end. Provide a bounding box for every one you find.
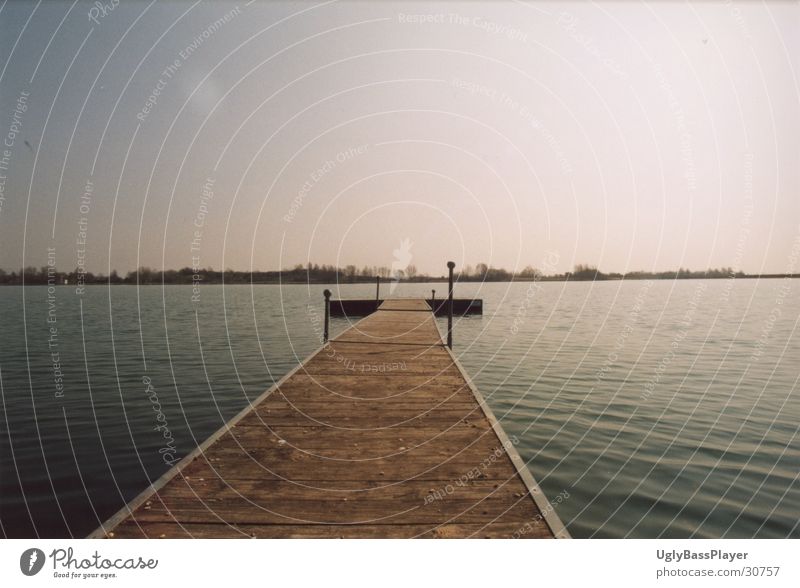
[447,261,455,349]
[323,289,331,343]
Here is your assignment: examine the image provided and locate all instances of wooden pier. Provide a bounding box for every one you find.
[90,298,569,539]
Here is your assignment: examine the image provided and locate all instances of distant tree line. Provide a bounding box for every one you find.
[458,263,756,282]
[0,263,795,286]
[0,264,422,285]
[559,264,752,282]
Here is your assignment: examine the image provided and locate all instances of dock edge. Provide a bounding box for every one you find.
[437,325,571,539]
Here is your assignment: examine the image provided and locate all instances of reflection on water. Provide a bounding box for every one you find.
[0,279,797,537]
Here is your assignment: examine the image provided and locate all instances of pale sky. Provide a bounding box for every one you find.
[0,0,798,276]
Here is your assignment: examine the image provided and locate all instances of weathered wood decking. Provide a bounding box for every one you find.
[90,299,568,538]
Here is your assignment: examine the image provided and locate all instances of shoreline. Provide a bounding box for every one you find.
[2,274,798,286]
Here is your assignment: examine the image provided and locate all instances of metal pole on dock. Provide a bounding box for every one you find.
[431,289,436,313]
[446,262,455,349]
[375,276,380,304]
[323,289,331,342]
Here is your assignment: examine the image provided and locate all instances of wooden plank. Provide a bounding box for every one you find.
[91,298,567,539]
[108,521,551,539]
[173,450,526,484]
[124,477,537,525]
[378,299,432,312]
[243,406,485,429]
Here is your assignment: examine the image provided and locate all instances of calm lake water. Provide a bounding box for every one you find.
[1,280,798,538]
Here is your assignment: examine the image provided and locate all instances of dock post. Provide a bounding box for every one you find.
[431,289,436,313]
[323,289,331,342]
[375,276,380,305]
[446,261,455,348]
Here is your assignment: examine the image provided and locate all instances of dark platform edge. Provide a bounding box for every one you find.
[330,298,483,317]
